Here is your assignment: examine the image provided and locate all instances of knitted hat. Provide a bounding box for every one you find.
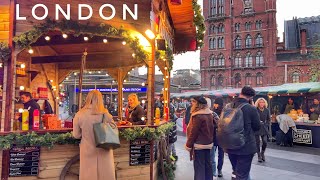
[241,86,256,98]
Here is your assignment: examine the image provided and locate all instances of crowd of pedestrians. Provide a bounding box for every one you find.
[185,86,272,180]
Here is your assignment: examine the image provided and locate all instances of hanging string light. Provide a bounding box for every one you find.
[62,34,68,39]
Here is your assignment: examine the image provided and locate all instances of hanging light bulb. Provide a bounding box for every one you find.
[19,86,25,90]
[74,72,78,75]
[62,34,68,38]
[20,64,26,69]
[128,72,131,74]
[164,67,168,70]
[103,39,108,43]
[122,41,126,45]
[142,100,146,104]
[84,36,89,41]
[124,80,127,82]
[98,71,101,74]
[18,108,24,113]
[165,88,168,91]
[89,71,92,74]
[142,82,145,86]
[132,53,135,57]
[166,75,169,79]
[28,49,34,54]
[50,80,53,83]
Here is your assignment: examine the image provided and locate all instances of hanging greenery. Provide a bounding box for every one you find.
[192,0,205,48]
[156,47,174,71]
[0,42,11,62]
[120,122,174,141]
[13,19,148,63]
[0,123,174,150]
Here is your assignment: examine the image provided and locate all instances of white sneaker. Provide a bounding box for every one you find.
[213,176,218,180]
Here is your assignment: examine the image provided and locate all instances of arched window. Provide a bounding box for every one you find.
[235,35,242,49]
[245,73,252,85]
[256,20,262,30]
[211,75,215,85]
[245,52,253,67]
[245,22,252,31]
[256,34,263,47]
[210,25,215,34]
[209,38,216,49]
[245,35,252,48]
[292,72,300,83]
[209,55,215,66]
[217,74,224,87]
[218,23,225,33]
[234,53,242,67]
[218,0,225,15]
[256,72,263,86]
[210,0,217,16]
[235,23,240,32]
[218,37,225,48]
[256,51,264,66]
[234,73,241,87]
[217,54,225,66]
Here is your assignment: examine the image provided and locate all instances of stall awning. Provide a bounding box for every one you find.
[170,82,320,99]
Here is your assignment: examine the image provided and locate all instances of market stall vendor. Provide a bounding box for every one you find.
[126,93,145,125]
[309,99,320,120]
[281,98,299,114]
[17,91,41,130]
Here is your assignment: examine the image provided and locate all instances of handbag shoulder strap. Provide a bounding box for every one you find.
[101,113,105,123]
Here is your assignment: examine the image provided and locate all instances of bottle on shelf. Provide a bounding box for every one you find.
[33,109,40,130]
[22,109,29,131]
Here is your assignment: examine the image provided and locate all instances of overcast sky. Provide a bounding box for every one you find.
[172,0,320,71]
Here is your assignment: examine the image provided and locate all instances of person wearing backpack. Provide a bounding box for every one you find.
[217,86,260,180]
[185,96,216,180]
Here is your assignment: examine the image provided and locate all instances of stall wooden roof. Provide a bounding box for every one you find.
[167,0,197,52]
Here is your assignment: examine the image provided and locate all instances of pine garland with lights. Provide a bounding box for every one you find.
[0,123,174,150]
[13,19,148,63]
[0,42,11,62]
[156,47,174,71]
[192,0,205,48]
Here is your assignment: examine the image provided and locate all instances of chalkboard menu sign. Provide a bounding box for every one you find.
[129,139,157,166]
[9,146,40,177]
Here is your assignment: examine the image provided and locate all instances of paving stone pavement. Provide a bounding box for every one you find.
[174,135,320,180]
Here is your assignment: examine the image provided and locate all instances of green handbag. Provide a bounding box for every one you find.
[93,114,120,149]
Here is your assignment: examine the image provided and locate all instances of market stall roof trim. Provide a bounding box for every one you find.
[170,82,320,98]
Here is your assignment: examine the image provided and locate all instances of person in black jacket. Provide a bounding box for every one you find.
[225,86,261,180]
[254,98,271,163]
[168,100,178,160]
[212,97,225,178]
[281,98,299,114]
[127,93,145,125]
[19,92,41,130]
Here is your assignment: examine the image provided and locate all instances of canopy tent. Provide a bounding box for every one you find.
[171,82,320,98]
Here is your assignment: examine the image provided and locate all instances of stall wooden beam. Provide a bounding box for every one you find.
[117,69,124,119]
[147,40,156,125]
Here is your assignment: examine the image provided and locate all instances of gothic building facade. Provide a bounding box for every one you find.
[201,0,277,89]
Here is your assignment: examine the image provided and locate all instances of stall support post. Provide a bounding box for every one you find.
[147,39,156,125]
[78,50,87,108]
[117,69,124,120]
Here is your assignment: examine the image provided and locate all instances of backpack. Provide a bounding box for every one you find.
[217,103,248,150]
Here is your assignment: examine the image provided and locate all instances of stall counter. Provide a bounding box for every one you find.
[0,121,173,180]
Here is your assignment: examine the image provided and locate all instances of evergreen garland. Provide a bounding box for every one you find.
[0,123,174,150]
[13,19,148,63]
[0,42,11,62]
[156,47,174,71]
[192,0,205,48]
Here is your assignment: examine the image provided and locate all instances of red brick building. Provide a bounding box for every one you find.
[201,0,277,89]
[275,16,320,84]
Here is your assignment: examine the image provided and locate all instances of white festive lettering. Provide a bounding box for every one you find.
[32,4,49,20]
[123,4,138,20]
[55,4,71,20]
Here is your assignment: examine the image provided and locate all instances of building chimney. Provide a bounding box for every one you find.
[300,29,307,55]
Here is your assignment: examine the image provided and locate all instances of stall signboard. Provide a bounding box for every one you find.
[9,146,40,177]
[129,139,157,166]
[76,87,147,93]
[293,129,312,144]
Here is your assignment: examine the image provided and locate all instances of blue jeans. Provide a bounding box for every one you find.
[229,154,254,180]
[211,145,224,176]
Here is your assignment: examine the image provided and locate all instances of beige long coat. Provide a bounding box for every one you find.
[73,108,116,180]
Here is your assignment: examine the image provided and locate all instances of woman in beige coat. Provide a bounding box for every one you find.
[73,90,116,180]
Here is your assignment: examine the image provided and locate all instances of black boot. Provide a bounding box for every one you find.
[258,153,263,163]
[218,170,223,177]
[261,150,266,161]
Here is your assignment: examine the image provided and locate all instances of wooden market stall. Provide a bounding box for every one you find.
[0,0,202,180]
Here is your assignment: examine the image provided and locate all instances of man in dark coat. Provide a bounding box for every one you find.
[225,86,261,180]
[281,98,299,114]
[19,91,41,130]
